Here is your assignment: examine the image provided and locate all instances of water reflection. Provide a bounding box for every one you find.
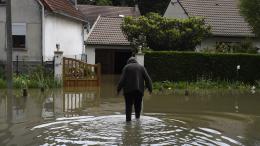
[122,121,143,145]
[31,114,247,145]
[63,87,100,117]
[42,96,54,119]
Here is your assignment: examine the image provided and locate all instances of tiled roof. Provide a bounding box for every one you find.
[78,5,140,26]
[178,0,254,37]
[86,17,130,46]
[40,0,86,22]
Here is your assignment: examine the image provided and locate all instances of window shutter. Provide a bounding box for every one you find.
[12,23,26,35]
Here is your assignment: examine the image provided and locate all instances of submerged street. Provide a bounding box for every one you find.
[0,75,260,145]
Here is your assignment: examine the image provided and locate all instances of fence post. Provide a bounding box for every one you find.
[135,52,144,66]
[54,50,63,82]
[16,55,19,75]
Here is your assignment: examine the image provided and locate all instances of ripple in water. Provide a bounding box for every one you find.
[31,114,244,146]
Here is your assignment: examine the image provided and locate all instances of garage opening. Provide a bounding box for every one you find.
[95,49,132,74]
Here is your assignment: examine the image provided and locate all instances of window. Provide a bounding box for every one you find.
[0,0,6,4]
[12,23,26,48]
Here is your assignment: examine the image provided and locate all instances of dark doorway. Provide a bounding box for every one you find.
[95,49,132,74]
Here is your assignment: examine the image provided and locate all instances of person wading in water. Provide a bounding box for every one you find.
[117,57,153,122]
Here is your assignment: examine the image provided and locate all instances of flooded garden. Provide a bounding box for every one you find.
[0,75,260,146]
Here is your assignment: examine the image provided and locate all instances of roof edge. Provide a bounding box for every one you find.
[40,0,87,23]
[53,10,87,23]
[177,0,189,17]
[86,43,131,46]
[212,33,256,38]
[85,15,101,41]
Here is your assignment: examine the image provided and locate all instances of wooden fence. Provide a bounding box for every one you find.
[63,57,101,87]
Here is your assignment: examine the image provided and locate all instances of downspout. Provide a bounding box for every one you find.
[75,0,78,9]
[37,0,45,62]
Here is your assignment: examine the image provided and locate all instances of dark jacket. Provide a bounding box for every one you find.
[117,57,153,95]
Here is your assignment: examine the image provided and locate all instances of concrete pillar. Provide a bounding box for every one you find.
[136,53,144,66]
[54,51,63,81]
[86,47,95,64]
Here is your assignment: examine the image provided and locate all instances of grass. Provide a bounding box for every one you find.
[0,65,62,89]
[0,75,61,89]
[153,79,258,91]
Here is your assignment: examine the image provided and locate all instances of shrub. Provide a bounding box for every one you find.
[0,78,6,88]
[215,39,258,54]
[122,13,211,51]
[145,51,260,83]
[0,64,5,79]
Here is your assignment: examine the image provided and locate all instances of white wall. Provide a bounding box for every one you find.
[253,38,260,49]
[85,46,95,64]
[44,14,84,61]
[164,0,188,19]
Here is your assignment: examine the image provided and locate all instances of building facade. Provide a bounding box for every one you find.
[0,0,87,63]
[164,0,260,51]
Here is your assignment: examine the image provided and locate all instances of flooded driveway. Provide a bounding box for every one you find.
[0,75,260,145]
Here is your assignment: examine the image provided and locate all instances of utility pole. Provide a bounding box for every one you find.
[6,0,13,89]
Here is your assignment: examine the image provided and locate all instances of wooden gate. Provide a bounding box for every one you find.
[63,57,101,87]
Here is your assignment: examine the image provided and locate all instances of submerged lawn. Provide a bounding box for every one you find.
[153,79,259,91]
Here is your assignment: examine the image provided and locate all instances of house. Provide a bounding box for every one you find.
[78,4,140,27]
[164,0,260,51]
[0,0,87,63]
[85,16,132,74]
[78,5,140,74]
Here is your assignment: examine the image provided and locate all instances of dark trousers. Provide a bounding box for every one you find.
[124,91,143,121]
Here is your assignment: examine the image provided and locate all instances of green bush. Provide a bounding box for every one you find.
[215,39,258,54]
[0,64,5,79]
[145,51,260,83]
[122,13,211,51]
[0,78,6,88]
[153,80,252,91]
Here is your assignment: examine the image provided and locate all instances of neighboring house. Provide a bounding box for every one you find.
[164,0,260,51]
[86,16,132,74]
[78,4,140,27]
[0,0,87,63]
[79,5,140,74]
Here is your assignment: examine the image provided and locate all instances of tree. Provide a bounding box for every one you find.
[78,0,134,6]
[240,0,260,37]
[78,0,112,5]
[122,13,211,51]
[138,0,170,15]
[77,0,170,15]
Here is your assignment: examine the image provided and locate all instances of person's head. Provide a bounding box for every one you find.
[127,57,138,64]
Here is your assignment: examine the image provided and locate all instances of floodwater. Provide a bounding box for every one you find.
[0,75,260,146]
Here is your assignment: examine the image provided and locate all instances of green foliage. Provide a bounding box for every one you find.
[78,0,170,15]
[153,79,252,91]
[138,0,170,15]
[214,39,258,54]
[13,75,30,89]
[0,78,6,88]
[145,51,260,83]
[78,0,112,5]
[0,65,61,89]
[240,0,260,37]
[0,64,4,79]
[28,65,61,88]
[122,13,211,51]
[78,0,133,6]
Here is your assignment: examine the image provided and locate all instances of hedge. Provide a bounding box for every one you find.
[144,51,260,83]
